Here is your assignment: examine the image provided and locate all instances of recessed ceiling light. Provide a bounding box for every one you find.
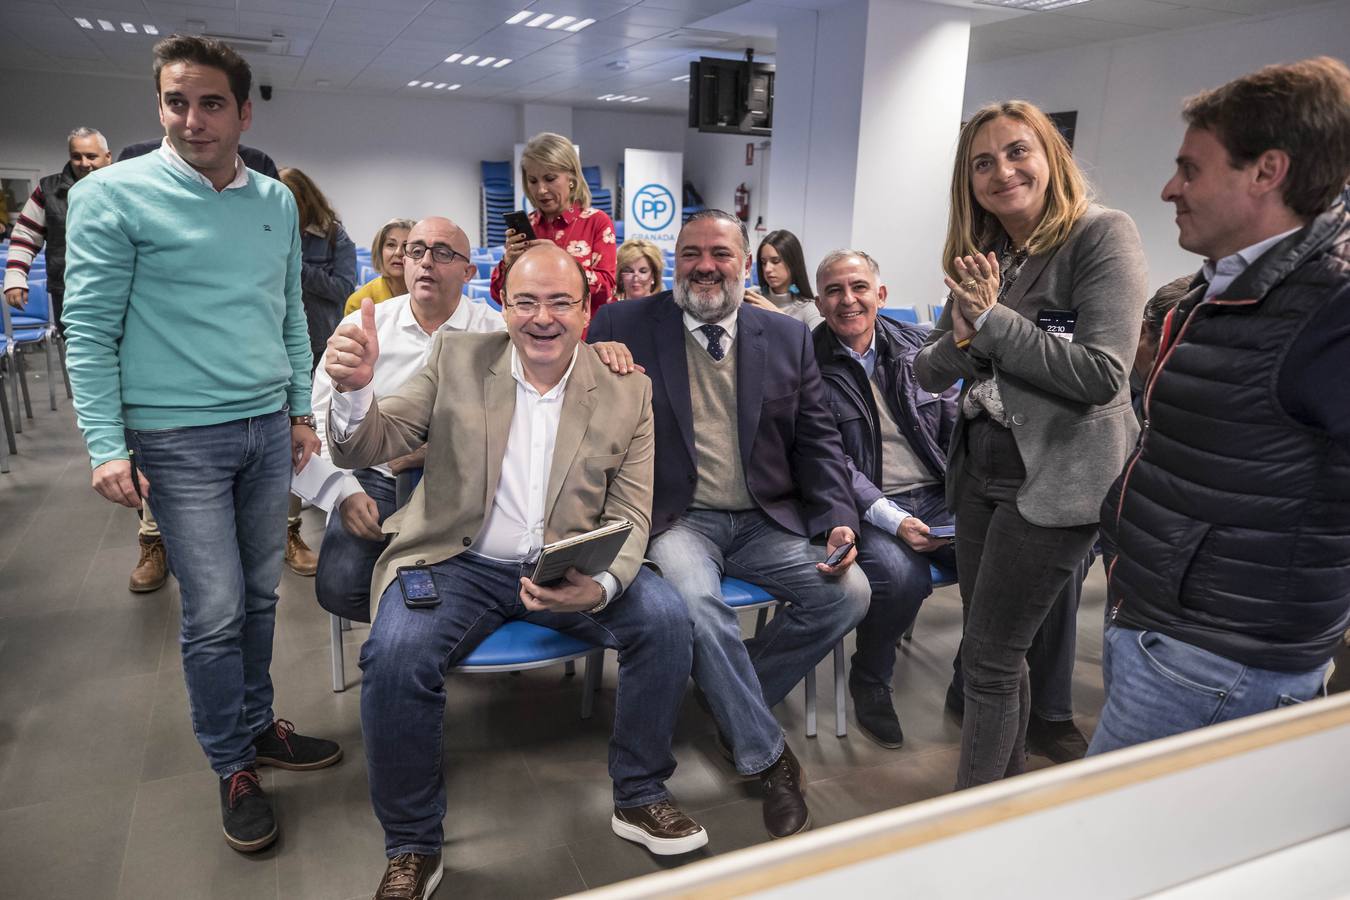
[672,74,690,82]
[634,97,648,102]
[973,0,1091,8]
[493,58,512,68]
[98,19,115,31]
[408,79,420,86]
[74,17,92,29]
[476,56,496,66]
[525,13,554,27]
[506,11,532,25]
[597,94,614,100]
[445,53,462,63]
[448,84,461,90]
[434,83,447,89]
[420,81,434,87]
[121,22,136,33]
[461,55,479,65]
[546,16,576,30]
[566,18,595,32]
[143,24,158,35]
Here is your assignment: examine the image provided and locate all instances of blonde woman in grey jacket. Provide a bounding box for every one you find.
[915,100,1149,789]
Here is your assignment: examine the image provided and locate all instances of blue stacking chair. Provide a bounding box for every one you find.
[0,332,14,473]
[878,306,920,324]
[2,277,63,429]
[474,260,495,281]
[329,469,605,719]
[930,303,946,323]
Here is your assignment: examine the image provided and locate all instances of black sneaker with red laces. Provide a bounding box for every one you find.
[219,768,277,853]
[252,719,343,771]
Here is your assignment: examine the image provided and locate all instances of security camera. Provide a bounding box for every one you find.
[260,85,273,101]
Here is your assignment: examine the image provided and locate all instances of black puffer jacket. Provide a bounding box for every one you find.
[814,316,959,512]
[36,164,77,294]
[1103,204,1350,672]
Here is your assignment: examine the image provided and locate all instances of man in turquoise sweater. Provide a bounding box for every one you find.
[63,35,341,854]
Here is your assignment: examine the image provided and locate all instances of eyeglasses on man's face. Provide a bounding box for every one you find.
[504,297,586,317]
[401,241,469,265]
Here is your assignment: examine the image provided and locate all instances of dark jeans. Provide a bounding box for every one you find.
[951,547,1094,722]
[314,468,396,623]
[852,483,957,689]
[359,553,693,857]
[953,417,1097,789]
[127,411,292,776]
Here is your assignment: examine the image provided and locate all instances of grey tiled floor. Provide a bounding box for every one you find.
[0,397,1108,899]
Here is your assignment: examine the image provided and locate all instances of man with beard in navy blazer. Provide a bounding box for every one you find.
[588,209,869,840]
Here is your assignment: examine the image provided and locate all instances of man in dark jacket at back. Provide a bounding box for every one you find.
[1090,57,1350,754]
[811,250,958,747]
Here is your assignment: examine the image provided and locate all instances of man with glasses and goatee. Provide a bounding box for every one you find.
[310,216,505,625]
[325,241,707,899]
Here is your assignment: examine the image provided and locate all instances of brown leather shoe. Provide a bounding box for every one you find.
[373,852,442,899]
[129,533,168,593]
[760,744,810,839]
[285,519,318,576]
[612,800,708,855]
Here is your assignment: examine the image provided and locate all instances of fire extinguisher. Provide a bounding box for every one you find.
[734,183,750,222]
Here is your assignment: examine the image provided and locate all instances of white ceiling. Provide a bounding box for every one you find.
[0,0,1332,112]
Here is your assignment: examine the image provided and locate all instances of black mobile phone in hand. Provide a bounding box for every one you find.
[397,566,440,608]
[502,210,536,242]
[928,525,956,540]
[824,541,855,567]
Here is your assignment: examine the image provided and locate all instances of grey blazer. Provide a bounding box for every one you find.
[914,205,1150,527]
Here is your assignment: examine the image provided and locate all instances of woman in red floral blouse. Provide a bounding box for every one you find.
[489,132,617,314]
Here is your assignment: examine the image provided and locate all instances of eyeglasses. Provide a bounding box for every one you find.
[504,298,586,317]
[401,241,469,265]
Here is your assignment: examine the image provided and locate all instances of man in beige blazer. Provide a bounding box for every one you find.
[325,244,706,900]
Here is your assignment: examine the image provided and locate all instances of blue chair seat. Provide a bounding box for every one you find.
[9,316,45,329]
[930,562,957,588]
[722,576,775,608]
[10,326,49,344]
[458,620,595,669]
[879,306,919,324]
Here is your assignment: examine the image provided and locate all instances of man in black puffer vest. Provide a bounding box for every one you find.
[1090,57,1350,755]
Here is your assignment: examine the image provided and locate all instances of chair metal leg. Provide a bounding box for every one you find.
[9,354,21,434]
[0,378,9,474]
[0,372,14,458]
[340,617,352,632]
[834,639,847,737]
[564,659,576,677]
[45,341,58,411]
[16,352,32,421]
[330,614,346,692]
[581,650,603,719]
[58,338,72,399]
[755,606,769,634]
[804,665,817,738]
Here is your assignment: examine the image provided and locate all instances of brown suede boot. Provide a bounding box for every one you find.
[285,519,318,576]
[129,533,168,593]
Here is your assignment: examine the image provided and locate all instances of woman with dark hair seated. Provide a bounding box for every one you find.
[744,228,823,329]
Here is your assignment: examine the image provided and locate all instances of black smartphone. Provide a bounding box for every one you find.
[823,541,855,567]
[928,525,956,540]
[502,210,536,242]
[397,566,440,608]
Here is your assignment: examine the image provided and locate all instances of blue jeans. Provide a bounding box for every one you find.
[852,484,956,689]
[359,554,693,857]
[1086,625,1327,755]
[127,411,292,777]
[314,468,395,623]
[647,509,870,774]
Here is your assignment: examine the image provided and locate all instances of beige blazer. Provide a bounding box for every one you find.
[330,332,655,613]
[915,205,1150,528]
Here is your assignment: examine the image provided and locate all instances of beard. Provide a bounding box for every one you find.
[673,272,743,322]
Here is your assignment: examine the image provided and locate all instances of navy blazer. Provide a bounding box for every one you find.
[588,292,858,540]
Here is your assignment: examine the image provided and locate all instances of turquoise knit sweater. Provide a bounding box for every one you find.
[63,150,313,467]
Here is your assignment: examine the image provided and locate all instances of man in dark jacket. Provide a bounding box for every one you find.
[811,250,958,747]
[1091,57,1350,754]
[4,127,113,329]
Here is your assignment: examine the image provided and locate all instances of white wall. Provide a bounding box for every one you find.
[0,68,698,248]
[963,0,1350,285]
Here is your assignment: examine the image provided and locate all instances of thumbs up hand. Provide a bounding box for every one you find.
[326,298,380,393]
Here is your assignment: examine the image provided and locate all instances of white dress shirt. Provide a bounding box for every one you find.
[158,138,248,191]
[1202,227,1301,300]
[311,294,506,506]
[683,308,739,348]
[328,343,620,600]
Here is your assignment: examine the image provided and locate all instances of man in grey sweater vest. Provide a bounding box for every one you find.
[589,210,869,840]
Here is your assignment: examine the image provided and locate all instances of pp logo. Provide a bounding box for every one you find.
[631,184,675,231]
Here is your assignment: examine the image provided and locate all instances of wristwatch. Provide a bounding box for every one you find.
[587,583,610,615]
[290,414,317,429]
